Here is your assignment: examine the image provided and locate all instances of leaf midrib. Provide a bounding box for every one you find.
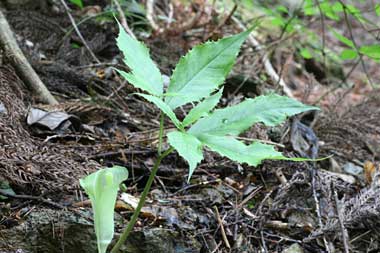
[167,37,241,105]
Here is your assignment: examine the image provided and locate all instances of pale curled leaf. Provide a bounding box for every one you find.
[136,93,182,129]
[167,131,203,181]
[189,94,318,137]
[80,166,128,253]
[116,22,163,96]
[182,88,223,127]
[165,29,253,109]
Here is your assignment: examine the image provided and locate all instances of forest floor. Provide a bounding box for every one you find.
[0,1,379,253]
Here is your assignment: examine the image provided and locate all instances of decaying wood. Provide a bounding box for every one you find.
[0,8,58,105]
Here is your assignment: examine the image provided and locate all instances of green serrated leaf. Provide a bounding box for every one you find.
[330,28,354,48]
[182,88,223,127]
[136,93,182,129]
[359,45,380,60]
[80,166,128,253]
[70,0,83,8]
[303,0,316,16]
[116,22,163,96]
[300,48,313,59]
[167,131,203,181]
[375,4,380,16]
[198,134,285,166]
[165,29,252,109]
[189,94,318,137]
[320,1,340,21]
[340,49,358,60]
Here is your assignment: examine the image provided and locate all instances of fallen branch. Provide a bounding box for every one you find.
[0,8,58,105]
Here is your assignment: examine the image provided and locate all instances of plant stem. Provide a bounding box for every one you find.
[157,113,164,155]
[110,147,174,253]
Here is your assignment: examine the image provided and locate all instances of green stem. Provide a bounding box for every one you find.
[157,113,164,155]
[110,147,174,253]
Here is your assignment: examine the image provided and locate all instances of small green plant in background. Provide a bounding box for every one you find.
[80,21,319,253]
[69,0,83,9]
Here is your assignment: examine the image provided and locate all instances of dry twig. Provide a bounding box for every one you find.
[113,0,136,39]
[146,0,161,32]
[60,0,100,64]
[334,187,350,253]
[214,206,231,249]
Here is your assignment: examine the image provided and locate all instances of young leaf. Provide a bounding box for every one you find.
[359,45,380,60]
[198,134,286,166]
[165,29,253,109]
[376,4,380,16]
[167,131,203,181]
[80,166,129,253]
[182,88,223,127]
[340,49,358,60]
[189,94,318,137]
[330,28,354,48]
[136,93,182,129]
[116,22,163,96]
[300,48,313,59]
[70,0,83,8]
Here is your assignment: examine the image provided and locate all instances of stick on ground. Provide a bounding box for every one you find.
[0,8,58,105]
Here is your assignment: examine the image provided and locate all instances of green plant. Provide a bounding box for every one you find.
[69,0,83,9]
[80,22,319,253]
[80,166,129,253]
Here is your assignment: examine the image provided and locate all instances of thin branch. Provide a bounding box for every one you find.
[311,168,332,253]
[146,0,161,32]
[113,0,136,39]
[213,206,231,249]
[333,186,350,253]
[60,0,100,64]
[0,8,58,105]
[339,0,374,87]
[0,189,65,209]
[314,0,328,82]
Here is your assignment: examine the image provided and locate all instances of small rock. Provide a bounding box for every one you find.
[0,102,7,114]
[282,243,304,253]
[343,162,363,176]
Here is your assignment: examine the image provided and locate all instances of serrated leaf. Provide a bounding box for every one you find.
[182,88,223,127]
[320,2,340,21]
[116,22,163,96]
[167,131,203,181]
[300,48,313,59]
[340,49,358,60]
[69,0,83,8]
[359,45,380,60]
[80,166,128,253]
[303,0,316,16]
[165,29,252,109]
[137,93,182,129]
[199,134,286,166]
[199,135,312,167]
[330,28,354,48]
[189,94,318,137]
[376,4,380,16]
